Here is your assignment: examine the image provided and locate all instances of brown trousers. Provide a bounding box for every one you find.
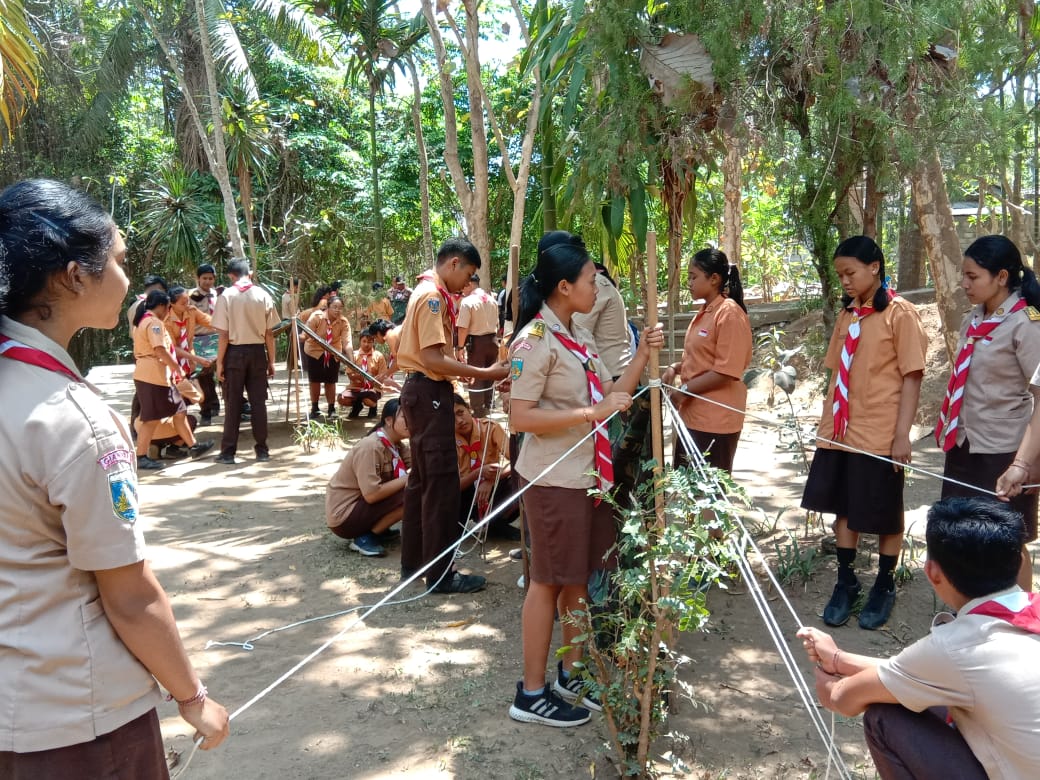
[0,709,168,780]
[863,703,987,780]
[220,343,269,458]
[465,333,498,416]
[400,374,461,587]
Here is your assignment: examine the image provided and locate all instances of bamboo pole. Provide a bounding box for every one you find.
[509,243,531,593]
[646,232,665,526]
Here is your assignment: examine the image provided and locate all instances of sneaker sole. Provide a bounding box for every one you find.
[508,704,591,727]
[553,680,603,712]
[349,542,385,557]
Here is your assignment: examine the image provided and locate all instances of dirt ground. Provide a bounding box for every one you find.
[85,302,1037,780]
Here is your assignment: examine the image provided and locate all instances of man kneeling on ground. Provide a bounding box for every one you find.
[797,497,1040,780]
[325,399,409,558]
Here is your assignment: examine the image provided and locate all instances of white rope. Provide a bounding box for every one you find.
[174,389,646,777]
[663,392,851,780]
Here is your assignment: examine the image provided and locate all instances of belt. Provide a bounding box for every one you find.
[406,371,450,384]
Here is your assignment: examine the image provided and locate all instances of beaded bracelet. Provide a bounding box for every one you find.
[167,683,207,707]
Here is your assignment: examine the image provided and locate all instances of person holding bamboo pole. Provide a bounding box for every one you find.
[507,231,663,728]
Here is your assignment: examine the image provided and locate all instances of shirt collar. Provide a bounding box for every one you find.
[0,316,83,380]
[972,290,1022,320]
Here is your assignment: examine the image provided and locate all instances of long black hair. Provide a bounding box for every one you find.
[835,235,890,312]
[133,289,171,327]
[0,179,116,320]
[367,397,402,437]
[964,234,1040,308]
[514,230,591,336]
[691,247,746,312]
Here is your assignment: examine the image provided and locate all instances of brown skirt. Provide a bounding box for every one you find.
[942,440,1039,541]
[134,379,185,423]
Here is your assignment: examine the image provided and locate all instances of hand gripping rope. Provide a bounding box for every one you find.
[172,388,648,778]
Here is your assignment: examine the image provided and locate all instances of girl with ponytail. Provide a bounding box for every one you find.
[801,235,928,631]
[506,230,664,728]
[662,247,753,476]
[939,234,1040,591]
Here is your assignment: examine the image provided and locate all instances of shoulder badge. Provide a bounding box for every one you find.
[427,299,441,314]
[529,320,546,339]
[510,357,524,380]
[1027,306,1040,322]
[150,324,162,334]
[109,473,138,524]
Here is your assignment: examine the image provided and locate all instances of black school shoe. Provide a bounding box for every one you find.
[858,585,896,630]
[822,579,861,626]
[509,682,591,727]
[432,572,486,594]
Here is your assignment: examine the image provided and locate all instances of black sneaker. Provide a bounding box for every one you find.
[188,441,214,458]
[509,682,591,727]
[309,409,323,421]
[552,661,602,712]
[858,585,896,630]
[137,455,165,471]
[255,450,271,463]
[215,454,236,465]
[161,444,189,459]
[823,580,861,626]
[432,572,486,594]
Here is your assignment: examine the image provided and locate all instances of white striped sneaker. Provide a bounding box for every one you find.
[508,682,591,727]
[552,661,603,712]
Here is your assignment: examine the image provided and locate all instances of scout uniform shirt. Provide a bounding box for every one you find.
[511,304,612,489]
[397,270,455,381]
[347,348,388,390]
[817,295,928,455]
[457,417,508,476]
[132,313,175,386]
[457,287,500,337]
[165,307,213,372]
[211,279,280,345]
[326,434,412,528]
[573,271,632,378]
[677,295,753,435]
[0,316,160,752]
[954,292,1040,453]
[304,310,353,361]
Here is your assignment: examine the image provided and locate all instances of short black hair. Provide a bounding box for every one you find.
[372,281,384,291]
[143,274,168,290]
[469,274,480,283]
[196,263,216,277]
[452,392,469,408]
[926,497,1026,598]
[168,285,188,304]
[369,319,394,336]
[227,258,250,278]
[436,236,481,269]
[359,327,375,338]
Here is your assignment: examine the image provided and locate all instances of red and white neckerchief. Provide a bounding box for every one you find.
[537,313,614,498]
[419,271,458,330]
[968,590,1040,634]
[323,317,335,366]
[173,318,191,375]
[0,334,79,381]
[935,297,1027,451]
[376,429,407,478]
[233,277,253,293]
[358,351,373,390]
[459,433,483,472]
[831,290,895,440]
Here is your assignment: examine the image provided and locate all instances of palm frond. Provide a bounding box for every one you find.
[80,14,142,148]
[203,0,258,100]
[0,0,40,141]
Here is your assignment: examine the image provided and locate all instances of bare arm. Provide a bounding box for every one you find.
[795,626,897,717]
[215,330,229,382]
[265,329,276,378]
[96,561,229,749]
[361,474,408,504]
[891,370,923,469]
[153,345,182,381]
[605,324,664,395]
[418,345,508,381]
[997,386,1040,498]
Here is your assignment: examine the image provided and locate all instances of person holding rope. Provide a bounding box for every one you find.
[456,274,500,417]
[397,237,509,594]
[931,235,1040,592]
[326,399,410,558]
[0,179,229,777]
[453,393,520,541]
[507,230,664,727]
[368,318,403,391]
[801,236,927,630]
[797,497,1040,780]
[662,247,752,475]
[303,296,353,421]
[188,264,224,425]
[339,327,386,418]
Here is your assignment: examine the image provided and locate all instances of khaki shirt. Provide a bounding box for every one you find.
[164,307,212,356]
[457,417,508,476]
[573,273,632,378]
[369,297,394,322]
[397,270,455,381]
[131,313,172,386]
[348,349,388,389]
[211,279,280,345]
[326,434,411,527]
[188,285,223,335]
[0,317,160,752]
[457,288,499,337]
[877,587,1040,780]
[304,310,353,361]
[953,293,1040,453]
[677,296,753,435]
[817,295,928,455]
[511,304,611,488]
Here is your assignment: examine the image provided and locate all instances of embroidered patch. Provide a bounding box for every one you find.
[109,474,138,524]
[550,323,561,332]
[427,299,441,314]
[1028,306,1040,322]
[511,357,524,380]
[529,321,546,339]
[98,449,134,471]
[512,340,533,352]
[698,329,709,337]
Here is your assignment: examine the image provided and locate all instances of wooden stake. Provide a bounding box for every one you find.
[508,243,530,592]
[646,232,665,529]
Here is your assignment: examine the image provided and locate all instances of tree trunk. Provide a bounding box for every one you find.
[862,166,881,240]
[911,150,968,362]
[175,15,208,174]
[369,87,384,281]
[897,192,926,289]
[406,54,434,265]
[720,128,742,266]
[237,158,256,261]
[541,110,557,232]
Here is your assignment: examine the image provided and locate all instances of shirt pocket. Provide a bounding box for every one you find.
[82,596,156,713]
